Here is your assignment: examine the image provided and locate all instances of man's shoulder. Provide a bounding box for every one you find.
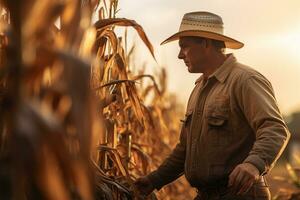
[230,62,268,82]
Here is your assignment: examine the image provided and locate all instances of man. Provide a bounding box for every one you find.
[135,11,290,200]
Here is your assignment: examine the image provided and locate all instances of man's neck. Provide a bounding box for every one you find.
[202,53,227,80]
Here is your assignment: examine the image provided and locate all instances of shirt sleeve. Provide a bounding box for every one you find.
[237,74,290,175]
[146,120,187,190]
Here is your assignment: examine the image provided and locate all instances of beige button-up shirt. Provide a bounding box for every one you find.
[148,54,290,189]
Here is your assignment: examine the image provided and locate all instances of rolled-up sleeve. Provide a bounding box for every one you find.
[238,74,290,175]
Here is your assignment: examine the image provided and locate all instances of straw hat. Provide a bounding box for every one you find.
[161,11,244,49]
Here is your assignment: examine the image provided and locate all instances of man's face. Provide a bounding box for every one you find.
[178,37,207,73]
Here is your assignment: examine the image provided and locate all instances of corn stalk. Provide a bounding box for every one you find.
[0,0,193,199]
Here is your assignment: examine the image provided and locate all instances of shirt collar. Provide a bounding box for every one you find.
[195,76,203,85]
[194,54,237,85]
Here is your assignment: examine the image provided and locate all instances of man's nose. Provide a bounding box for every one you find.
[178,50,184,59]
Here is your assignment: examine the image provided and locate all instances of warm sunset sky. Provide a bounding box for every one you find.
[117,0,300,115]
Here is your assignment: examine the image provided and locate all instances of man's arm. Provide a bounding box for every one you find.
[238,74,290,173]
[146,121,187,190]
[228,74,290,194]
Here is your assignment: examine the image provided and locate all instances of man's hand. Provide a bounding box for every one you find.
[228,163,260,195]
[134,176,155,198]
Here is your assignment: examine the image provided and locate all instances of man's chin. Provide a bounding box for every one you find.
[187,66,202,73]
[187,67,195,73]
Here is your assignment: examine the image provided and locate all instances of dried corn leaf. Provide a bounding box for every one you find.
[98,145,130,180]
[97,29,118,54]
[98,6,105,20]
[125,82,144,127]
[132,74,161,97]
[94,18,155,60]
[95,79,135,90]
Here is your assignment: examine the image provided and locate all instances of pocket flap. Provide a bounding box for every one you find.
[208,116,226,127]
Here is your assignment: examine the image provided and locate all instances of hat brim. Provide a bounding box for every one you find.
[161,30,244,49]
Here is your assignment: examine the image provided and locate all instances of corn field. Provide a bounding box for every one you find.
[0,0,197,199]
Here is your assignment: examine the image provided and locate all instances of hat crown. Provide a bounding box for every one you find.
[179,11,224,34]
[183,12,223,24]
[160,11,244,49]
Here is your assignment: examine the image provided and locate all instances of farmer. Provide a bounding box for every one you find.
[134,11,290,200]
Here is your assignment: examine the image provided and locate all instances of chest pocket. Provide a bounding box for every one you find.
[206,97,231,147]
[207,106,229,126]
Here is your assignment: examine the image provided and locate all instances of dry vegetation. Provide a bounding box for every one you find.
[4,1,299,200]
[0,0,195,199]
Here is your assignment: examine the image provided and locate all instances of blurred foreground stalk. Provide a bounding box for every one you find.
[0,0,192,199]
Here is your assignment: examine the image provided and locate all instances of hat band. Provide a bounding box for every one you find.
[179,21,224,34]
